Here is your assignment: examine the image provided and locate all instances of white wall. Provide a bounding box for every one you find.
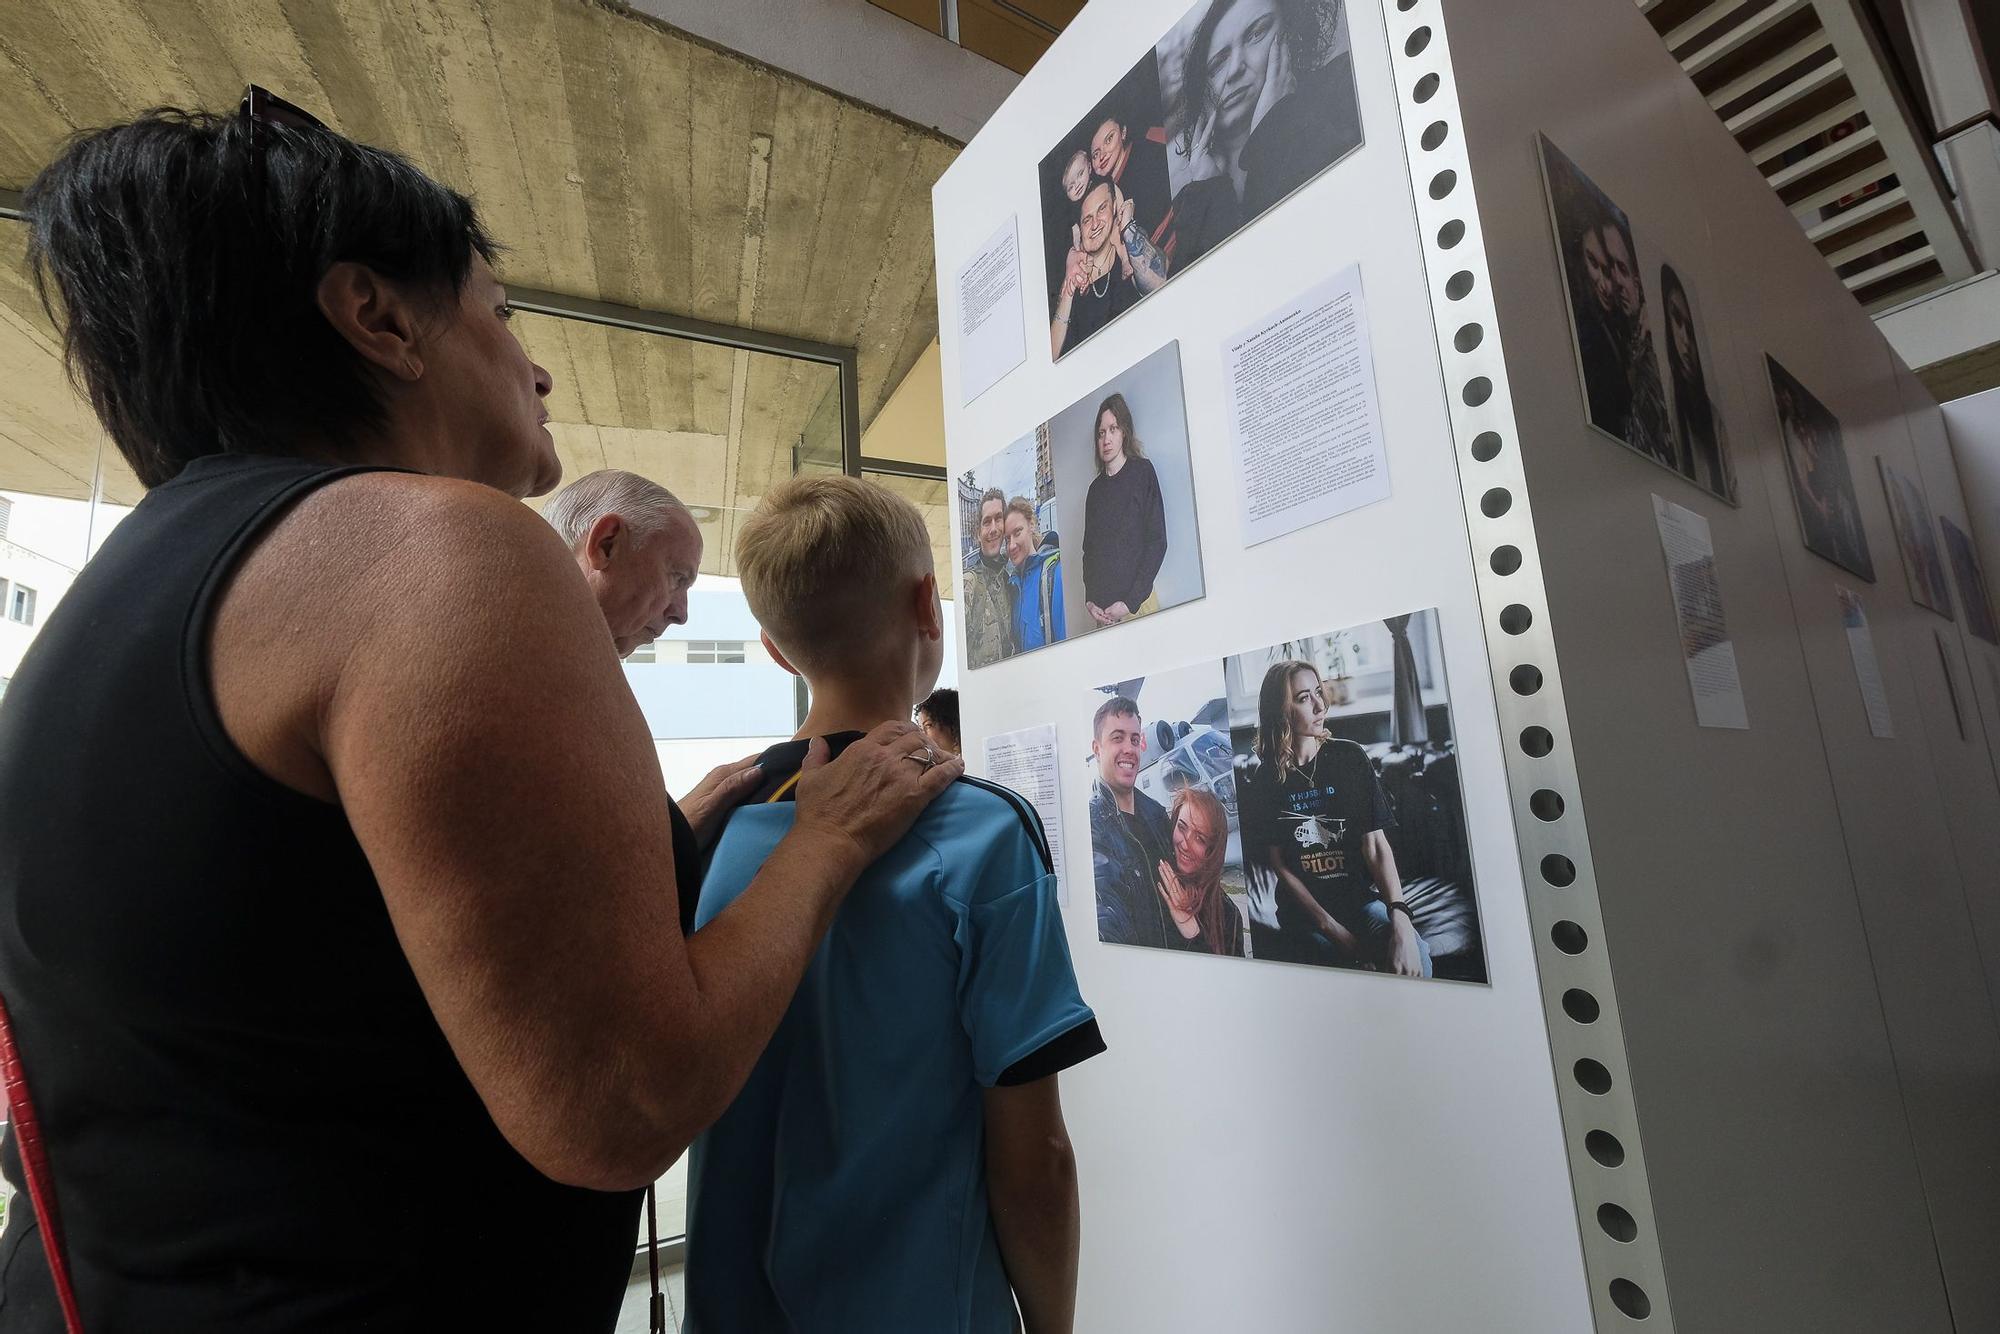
[1944,383,2000,609]
[934,1,1592,1329]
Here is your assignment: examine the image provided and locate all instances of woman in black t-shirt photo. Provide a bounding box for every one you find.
[1241,659,1430,977]
[1081,392,1169,628]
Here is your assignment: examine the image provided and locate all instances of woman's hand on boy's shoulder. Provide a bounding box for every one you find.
[791,722,963,872]
[679,755,764,843]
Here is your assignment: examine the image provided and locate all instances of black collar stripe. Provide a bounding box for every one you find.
[959,774,1055,877]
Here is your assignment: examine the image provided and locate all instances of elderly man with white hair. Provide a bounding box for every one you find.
[545,468,760,848]
[544,468,706,660]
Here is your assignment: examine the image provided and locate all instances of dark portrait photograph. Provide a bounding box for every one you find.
[1086,609,1487,984]
[1659,262,1738,503]
[1039,0,1363,361]
[1877,459,1953,619]
[1767,355,1875,581]
[1940,516,1999,644]
[1537,135,1681,483]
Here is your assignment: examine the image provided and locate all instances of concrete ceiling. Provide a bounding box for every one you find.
[0,0,960,576]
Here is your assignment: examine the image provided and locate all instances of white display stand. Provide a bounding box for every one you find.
[937,1,1614,1328]
[934,1,2000,1331]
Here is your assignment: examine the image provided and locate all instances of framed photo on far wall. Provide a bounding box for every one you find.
[1766,355,1874,581]
[1040,0,1363,361]
[1537,139,1671,476]
[1658,260,1738,503]
[1877,459,1953,618]
[1083,609,1487,985]
[1940,516,1999,644]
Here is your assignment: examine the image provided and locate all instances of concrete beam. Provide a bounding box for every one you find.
[622,0,1018,142]
[1876,266,2000,369]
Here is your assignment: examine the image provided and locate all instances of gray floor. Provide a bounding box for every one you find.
[613,1264,687,1333]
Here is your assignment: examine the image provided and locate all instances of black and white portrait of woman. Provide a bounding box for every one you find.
[1660,263,1737,503]
[1539,135,1678,479]
[1156,0,1362,271]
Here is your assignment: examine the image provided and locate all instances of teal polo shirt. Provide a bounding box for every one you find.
[684,733,1103,1334]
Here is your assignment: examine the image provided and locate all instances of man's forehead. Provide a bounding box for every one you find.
[660,511,704,563]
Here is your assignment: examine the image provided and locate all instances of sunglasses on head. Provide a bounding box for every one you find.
[237,84,329,213]
[238,84,327,150]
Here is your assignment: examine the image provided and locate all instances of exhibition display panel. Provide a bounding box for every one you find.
[934,0,2000,1331]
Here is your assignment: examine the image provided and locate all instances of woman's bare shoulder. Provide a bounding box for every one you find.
[248,470,571,608]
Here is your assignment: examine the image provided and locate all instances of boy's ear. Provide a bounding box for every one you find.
[914,571,943,641]
[761,629,801,677]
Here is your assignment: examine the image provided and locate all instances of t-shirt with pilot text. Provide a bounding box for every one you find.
[1245,739,1395,933]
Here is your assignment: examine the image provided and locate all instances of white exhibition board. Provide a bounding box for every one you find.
[932,0,1592,1327]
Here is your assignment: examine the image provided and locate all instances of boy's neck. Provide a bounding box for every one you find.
[795,673,919,741]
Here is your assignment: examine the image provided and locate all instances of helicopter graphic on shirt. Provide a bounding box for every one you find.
[1284,812,1348,850]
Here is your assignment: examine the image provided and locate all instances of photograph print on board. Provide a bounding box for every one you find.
[1047,342,1206,638]
[958,343,1206,669]
[1537,137,1672,476]
[1085,609,1487,984]
[1766,355,1874,581]
[1041,0,1363,360]
[1659,262,1738,502]
[1940,515,1999,644]
[958,431,1062,671]
[1877,459,1953,618]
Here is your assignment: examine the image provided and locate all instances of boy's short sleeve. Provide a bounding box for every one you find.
[950,807,1103,1089]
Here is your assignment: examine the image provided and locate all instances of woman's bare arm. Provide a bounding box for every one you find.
[212,474,959,1189]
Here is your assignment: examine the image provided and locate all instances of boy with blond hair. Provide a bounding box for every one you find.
[684,476,1102,1334]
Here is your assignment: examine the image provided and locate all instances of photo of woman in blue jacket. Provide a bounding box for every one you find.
[1005,496,1066,651]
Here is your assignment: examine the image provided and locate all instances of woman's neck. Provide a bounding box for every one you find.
[1292,731,1322,766]
[1103,451,1126,477]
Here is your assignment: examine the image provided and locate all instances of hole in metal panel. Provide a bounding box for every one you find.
[1609,1278,1652,1319]
[1562,989,1599,1023]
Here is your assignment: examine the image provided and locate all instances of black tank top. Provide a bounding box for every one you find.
[0,454,699,1331]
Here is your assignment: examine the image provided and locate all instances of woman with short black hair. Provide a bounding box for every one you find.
[0,94,959,1331]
